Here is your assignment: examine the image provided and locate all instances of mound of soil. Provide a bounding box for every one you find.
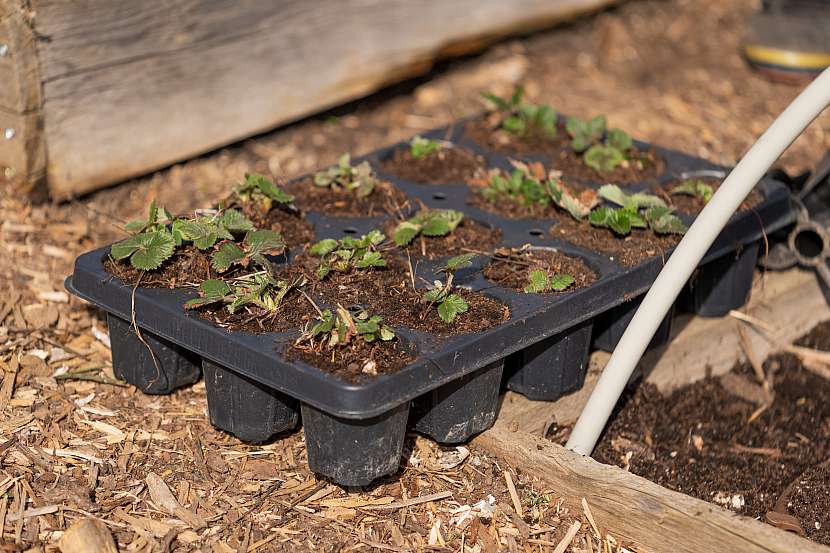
[585,320,830,545]
[297,255,510,336]
[104,246,215,288]
[234,200,315,247]
[550,215,681,267]
[659,177,764,215]
[551,147,665,184]
[286,338,416,384]
[287,177,409,217]
[484,247,597,293]
[466,188,554,220]
[385,217,503,260]
[380,146,487,185]
[463,114,568,158]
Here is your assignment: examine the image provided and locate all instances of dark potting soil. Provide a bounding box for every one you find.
[234,200,315,248]
[379,146,487,185]
[659,178,765,215]
[584,320,830,545]
[463,114,569,158]
[194,287,319,334]
[103,246,215,288]
[286,338,416,384]
[384,217,503,260]
[484,247,597,293]
[466,187,553,220]
[291,254,510,336]
[551,147,665,184]
[287,177,409,217]
[550,215,680,267]
[789,462,830,544]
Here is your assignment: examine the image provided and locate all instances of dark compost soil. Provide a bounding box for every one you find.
[104,246,215,288]
[287,177,409,217]
[585,320,830,546]
[286,338,416,384]
[551,147,665,184]
[379,146,487,185]
[463,114,569,158]
[385,217,503,260]
[233,200,316,247]
[295,254,510,336]
[484,247,597,293]
[659,177,764,215]
[550,215,681,267]
[466,187,554,220]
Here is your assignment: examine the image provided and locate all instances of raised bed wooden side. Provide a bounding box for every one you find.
[479,268,830,552]
[0,0,618,199]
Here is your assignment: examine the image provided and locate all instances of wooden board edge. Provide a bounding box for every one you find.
[474,425,830,553]
[0,0,46,195]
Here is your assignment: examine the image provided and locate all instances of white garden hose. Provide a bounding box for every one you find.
[566,67,830,456]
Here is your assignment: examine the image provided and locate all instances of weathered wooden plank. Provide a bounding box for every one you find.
[23,0,618,198]
[0,1,44,193]
[496,268,830,435]
[475,425,829,553]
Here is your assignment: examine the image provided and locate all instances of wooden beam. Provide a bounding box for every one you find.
[0,0,45,194]
[496,268,830,435]
[474,425,830,553]
[6,0,620,199]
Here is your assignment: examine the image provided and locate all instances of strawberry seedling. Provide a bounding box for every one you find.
[307,306,396,346]
[589,184,687,235]
[309,230,387,279]
[524,269,575,294]
[670,179,714,204]
[479,161,550,207]
[565,115,634,173]
[234,173,296,211]
[422,253,475,323]
[481,86,558,139]
[393,209,464,246]
[409,136,443,159]
[171,208,255,250]
[185,272,305,314]
[313,154,377,198]
[110,200,176,270]
[211,229,286,272]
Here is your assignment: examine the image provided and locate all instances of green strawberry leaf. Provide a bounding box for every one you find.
[549,274,575,291]
[310,238,338,256]
[524,269,550,294]
[393,221,422,246]
[129,231,176,270]
[212,242,245,272]
[438,294,468,323]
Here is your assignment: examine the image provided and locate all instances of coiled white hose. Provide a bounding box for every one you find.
[566,67,830,455]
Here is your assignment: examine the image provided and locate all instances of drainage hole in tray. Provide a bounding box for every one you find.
[432,193,447,201]
[528,228,544,237]
[342,227,358,235]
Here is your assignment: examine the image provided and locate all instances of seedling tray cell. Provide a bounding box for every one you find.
[67,116,795,485]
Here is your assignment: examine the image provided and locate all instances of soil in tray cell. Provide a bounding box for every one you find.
[550,147,664,184]
[658,177,764,215]
[580,320,830,546]
[287,177,409,217]
[104,246,214,288]
[484,247,597,293]
[295,255,510,337]
[384,217,503,260]
[550,215,680,268]
[286,337,416,383]
[232,200,315,248]
[379,146,487,185]
[463,114,569,158]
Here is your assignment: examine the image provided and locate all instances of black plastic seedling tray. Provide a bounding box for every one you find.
[66,119,794,486]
